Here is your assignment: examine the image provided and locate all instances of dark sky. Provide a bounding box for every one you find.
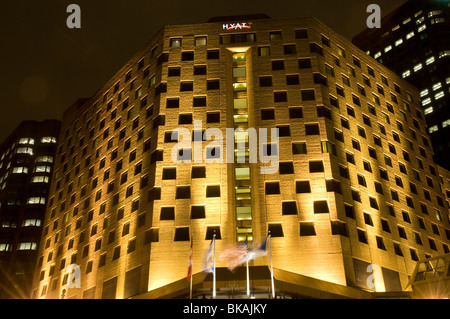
[0,0,406,142]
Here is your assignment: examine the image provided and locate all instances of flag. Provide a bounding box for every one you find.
[243,237,268,263]
[187,237,193,281]
[202,239,214,273]
[219,240,248,271]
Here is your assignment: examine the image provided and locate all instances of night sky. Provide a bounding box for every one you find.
[0,0,406,142]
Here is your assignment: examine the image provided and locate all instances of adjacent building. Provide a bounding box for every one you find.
[31,15,450,299]
[353,0,450,170]
[0,120,61,298]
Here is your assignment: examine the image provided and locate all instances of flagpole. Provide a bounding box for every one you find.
[268,234,275,299]
[212,233,216,299]
[246,260,250,298]
[189,236,193,299]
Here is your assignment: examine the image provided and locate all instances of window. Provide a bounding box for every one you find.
[265,182,280,195]
[272,60,284,71]
[313,200,329,214]
[191,206,206,219]
[296,181,311,193]
[181,51,194,61]
[309,161,324,173]
[170,38,182,47]
[269,31,282,41]
[274,91,287,102]
[174,227,190,241]
[176,186,191,199]
[206,185,221,197]
[298,58,311,69]
[300,222,316,236]
[195,36,207,46]
[191,166,205,178]
[292,142,307,154]
[162,168,176,180]
[301,90,315,101]
[284,44,296,54]
[282,201,298,215]
[258,46,270,56]
[160,207,175,220]
[268,224,284,237]
[305,123,319,135]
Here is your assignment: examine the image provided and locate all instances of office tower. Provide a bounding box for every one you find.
[31,15,450,299]
[0,120,61,298]
[353,0,450,170]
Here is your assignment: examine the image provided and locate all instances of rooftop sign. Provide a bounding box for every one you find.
[222,22,252,30]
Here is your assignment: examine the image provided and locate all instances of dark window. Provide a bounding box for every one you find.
[194,65,207,75]
[207,112,220,123]
[207,79,220,90]
[174,227,190,241]
[276,125,290,137]
[298,58,312,69]
[274,91,287,102]
[207,50,219,59]
[168,67,181,77]
[206,185,221,197]
[284,45,296,54]
[181,51,194,61]
[268,224,284,237]
[176,186,191,199]
[289,107,303,119]
[191,206,206,219]
[279,162,294,174]
[179,113,193,125]
[292,142,307,154]
[180,81,193,91]
[265,182,280,195]
[193,96,207,107]
[261,109,275,120]
[160,207,175,220]
[286,74,300,85]
[300,222,316,236]
[282,201,298,215]
[259,76,273,87]
[314,200,329,214]
[191,166,206,178]
[309,161,324,172]
[166,98,180,108]
[305,123,319,135]
[162,168,176,180]
[272,60,284,70]
[296,180,311,193]
[301,89,315,100]
[295,29,308,39]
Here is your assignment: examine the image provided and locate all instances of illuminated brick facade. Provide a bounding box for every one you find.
[31,16,450,299]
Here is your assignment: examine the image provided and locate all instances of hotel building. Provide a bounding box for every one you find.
[353,0,450,170]
[31,15,450,299]
[0,120,60,298]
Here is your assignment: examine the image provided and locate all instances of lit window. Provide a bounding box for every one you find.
[392,25,400,31]
[36,156,53,163]
[439,50,450,58]
[233,82,247,92]
[406,31,415,39]
[22,219,42,227]
[402,70,411,78]
[12,167,28,174]
[234,98,248,109]
[428,10,443,18]
[435,91,445,100]
[426,56,435,65]
[195,36,207,46]
[32,176,49,183]
[0,244,12,252]
[16,147,33,155]
[419,89,429,97]
[403,18,411,24]
[374,52,381,59]
[17,242,37,250]
[395,39,403,46]
[442,119,450,128]
[428,125,438,133]
[384,45,392,53]
[235,167,250,180]
[233,114,248,125]
[418,24,426,32]
[424,107,434,115]
[27,197,46,205]
[34,166,51,173]
[432,82,442,91]
[236,206,252,220]
[170,38,182,47]
[18,138,34,145]
[41,137,57,143]
[413,63,422,72]
[422,97,431,106]
[236,186,251,200]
